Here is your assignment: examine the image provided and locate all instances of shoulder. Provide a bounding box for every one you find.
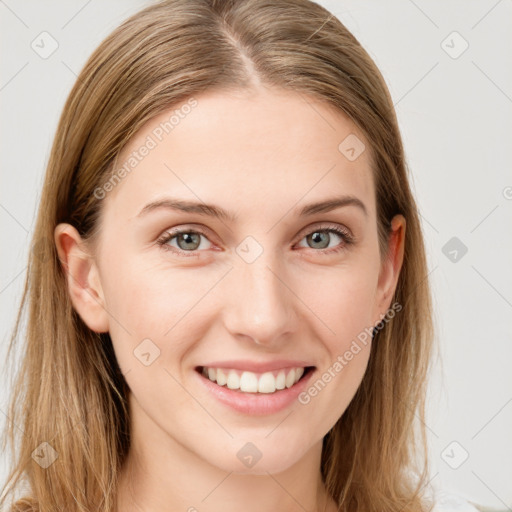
[430,489,486,512]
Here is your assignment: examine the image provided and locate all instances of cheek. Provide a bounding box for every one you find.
[103,253,213,330]
[297,259,380,349]
[101,254,223,371]
[294,268,377,431]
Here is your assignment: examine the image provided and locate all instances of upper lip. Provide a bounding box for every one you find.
[197,360,315,373]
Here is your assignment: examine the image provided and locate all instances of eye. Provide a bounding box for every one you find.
[156,228,213,257]
[156,223,355,258]
[295,224,354,254]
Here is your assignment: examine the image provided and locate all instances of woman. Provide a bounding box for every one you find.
[0,0,484,511]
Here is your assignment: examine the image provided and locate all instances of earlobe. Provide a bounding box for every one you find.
[374,215,406,324]
[54,223,110,333]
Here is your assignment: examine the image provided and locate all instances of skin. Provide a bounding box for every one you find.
[55,85,405,512]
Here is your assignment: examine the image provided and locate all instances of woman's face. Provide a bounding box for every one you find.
[58,86,404,475]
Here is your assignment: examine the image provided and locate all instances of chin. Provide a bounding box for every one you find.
[202,442,307,476]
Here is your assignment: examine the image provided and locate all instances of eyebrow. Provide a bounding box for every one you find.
[136,195,368,221]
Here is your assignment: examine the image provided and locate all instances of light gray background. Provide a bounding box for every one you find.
[1,0,511,509]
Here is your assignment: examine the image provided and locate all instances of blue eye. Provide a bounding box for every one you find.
[156,224,354,257]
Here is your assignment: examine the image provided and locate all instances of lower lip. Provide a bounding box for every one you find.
[194,367,315,416]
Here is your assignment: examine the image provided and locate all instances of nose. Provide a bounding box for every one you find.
[222,249,297,347]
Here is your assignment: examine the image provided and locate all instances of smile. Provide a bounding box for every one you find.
[198,366,313,394]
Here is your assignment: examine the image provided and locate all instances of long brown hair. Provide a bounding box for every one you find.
[1,1,438,510]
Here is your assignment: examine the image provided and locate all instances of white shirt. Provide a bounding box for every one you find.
[431,490,482,512]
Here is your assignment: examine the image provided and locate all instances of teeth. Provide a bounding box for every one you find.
[226,370,240,390]
[216,368,227,386]
[275,370,286,390]
[258,372,276,393]
[201,366,307,393]
[240,371,258,392]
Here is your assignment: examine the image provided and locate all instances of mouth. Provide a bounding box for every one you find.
[195,365,315,395]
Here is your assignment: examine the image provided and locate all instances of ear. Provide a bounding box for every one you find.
[54,223,110,333]
[373,214,406,325]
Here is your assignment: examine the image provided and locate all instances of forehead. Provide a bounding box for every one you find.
[103,87,375,223]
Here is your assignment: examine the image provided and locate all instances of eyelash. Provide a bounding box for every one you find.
[156,224,355,258]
